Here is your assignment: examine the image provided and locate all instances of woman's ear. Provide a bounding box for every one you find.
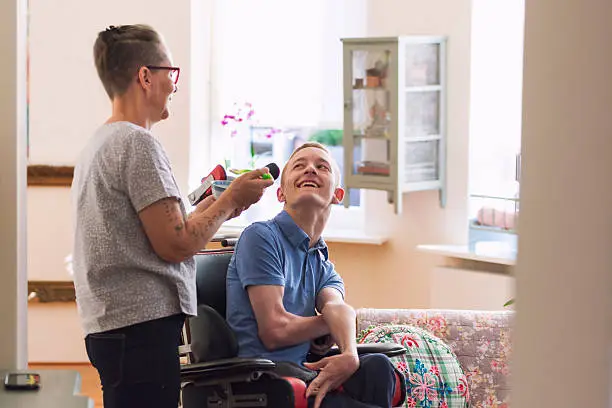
[137,66,152,90]
[332,187,345,205]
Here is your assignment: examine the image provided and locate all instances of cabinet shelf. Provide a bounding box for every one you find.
[405,85,442,92]
[342,36,447,214]
[405,180,443,192]
[353,133,390,140]
[352,86,389,91]
[403,134,441,142]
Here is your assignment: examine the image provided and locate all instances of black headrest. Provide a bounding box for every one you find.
[194,252,233,318]
[190,304,238,362]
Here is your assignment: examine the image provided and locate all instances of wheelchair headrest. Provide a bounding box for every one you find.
[194,251,233,319]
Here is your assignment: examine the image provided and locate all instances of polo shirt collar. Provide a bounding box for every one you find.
[273,211,329,258]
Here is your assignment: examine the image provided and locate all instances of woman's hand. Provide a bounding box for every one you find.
[224,168,274,208]
[194,195,217,211]
[227,206,247,220]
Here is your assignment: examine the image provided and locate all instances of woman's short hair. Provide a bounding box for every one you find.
[93,24,165,99]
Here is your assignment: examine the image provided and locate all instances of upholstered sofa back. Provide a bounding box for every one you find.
[357,308,514,408]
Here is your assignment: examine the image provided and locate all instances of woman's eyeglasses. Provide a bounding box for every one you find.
[146,66,181,85]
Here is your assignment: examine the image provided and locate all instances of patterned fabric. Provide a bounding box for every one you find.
[72,122,196,335]
[357,309,514,408]
[358,324,468,408]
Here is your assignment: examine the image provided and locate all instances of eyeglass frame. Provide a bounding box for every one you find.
[146,66,181,85]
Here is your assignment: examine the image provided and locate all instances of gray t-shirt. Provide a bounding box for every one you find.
[71,121,196,335]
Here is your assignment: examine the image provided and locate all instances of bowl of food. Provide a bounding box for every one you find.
[212,180,232,199]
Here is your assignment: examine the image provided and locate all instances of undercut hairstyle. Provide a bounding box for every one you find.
[93,24,165,99]
[281,142,342,188]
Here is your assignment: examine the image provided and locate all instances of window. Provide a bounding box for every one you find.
[468,0,525,252]
[209,0,367,227]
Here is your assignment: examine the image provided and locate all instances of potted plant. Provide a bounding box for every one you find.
[308,129,344,175]
[308,129,343,147]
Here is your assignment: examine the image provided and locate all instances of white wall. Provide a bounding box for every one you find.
[512,1,612,406]
[469,0,524,198]
[189,0,214,190]
[430,267,514,311]
[28,303,88,362]
[28,0,193,188]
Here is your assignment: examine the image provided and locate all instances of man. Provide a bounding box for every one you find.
[226,142,400,408]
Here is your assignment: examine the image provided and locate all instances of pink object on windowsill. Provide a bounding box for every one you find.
[476,206,518,230]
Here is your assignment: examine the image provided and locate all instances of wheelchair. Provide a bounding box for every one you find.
[179,246,406,408]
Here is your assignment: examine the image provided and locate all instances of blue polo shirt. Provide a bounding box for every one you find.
[226,210,345,364]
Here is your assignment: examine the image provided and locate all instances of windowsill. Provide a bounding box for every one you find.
[322,229,388,245]
[215,223,388,245]
[417,244,516,266]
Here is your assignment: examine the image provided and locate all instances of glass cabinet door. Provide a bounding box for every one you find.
[348,47,393,178]
[403,41,443,185]
[404,42,440,87]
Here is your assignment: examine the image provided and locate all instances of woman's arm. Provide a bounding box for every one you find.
[139,169,273,262]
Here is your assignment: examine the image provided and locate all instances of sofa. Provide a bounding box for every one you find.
[356,308,514,408]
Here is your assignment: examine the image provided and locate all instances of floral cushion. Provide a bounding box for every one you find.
[356,309,513,408]
[358,324,469,408]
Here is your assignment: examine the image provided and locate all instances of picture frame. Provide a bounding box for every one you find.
[27,165,74,187]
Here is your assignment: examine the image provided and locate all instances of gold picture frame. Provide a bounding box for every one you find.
[28,281,75,303]
[27,165,74,187]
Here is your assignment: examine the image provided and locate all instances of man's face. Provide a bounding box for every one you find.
[277,147,344,209]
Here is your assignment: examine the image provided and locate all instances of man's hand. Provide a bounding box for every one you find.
[303,353,360,408]
[309,335,335,356]
[224,168,274,208]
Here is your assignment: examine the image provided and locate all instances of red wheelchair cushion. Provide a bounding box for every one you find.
[392,370,403,407]
[283,377,307,408]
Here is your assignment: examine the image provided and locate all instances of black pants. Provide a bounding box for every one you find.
[277,354,397,408]
[310,353,398,408]
[85,314,185,408]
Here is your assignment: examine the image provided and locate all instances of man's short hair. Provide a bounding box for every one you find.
[281,142,342,188]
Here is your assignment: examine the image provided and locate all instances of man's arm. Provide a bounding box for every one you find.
[304,288,360,407]
[316,288,357,357]
[247,285,330,350]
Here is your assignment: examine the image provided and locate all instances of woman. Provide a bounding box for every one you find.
[71,24,273,408]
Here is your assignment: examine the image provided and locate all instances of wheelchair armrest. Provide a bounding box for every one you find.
[323,343,406,359]
[180,357,276,383]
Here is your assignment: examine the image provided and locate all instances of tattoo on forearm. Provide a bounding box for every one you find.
[187,209,227,242]
[190,226,201,239]
[163,199,185,236]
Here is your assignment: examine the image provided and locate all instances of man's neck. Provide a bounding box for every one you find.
[285,206,330,248]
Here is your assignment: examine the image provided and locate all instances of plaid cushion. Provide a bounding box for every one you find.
[358,324,469,408]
